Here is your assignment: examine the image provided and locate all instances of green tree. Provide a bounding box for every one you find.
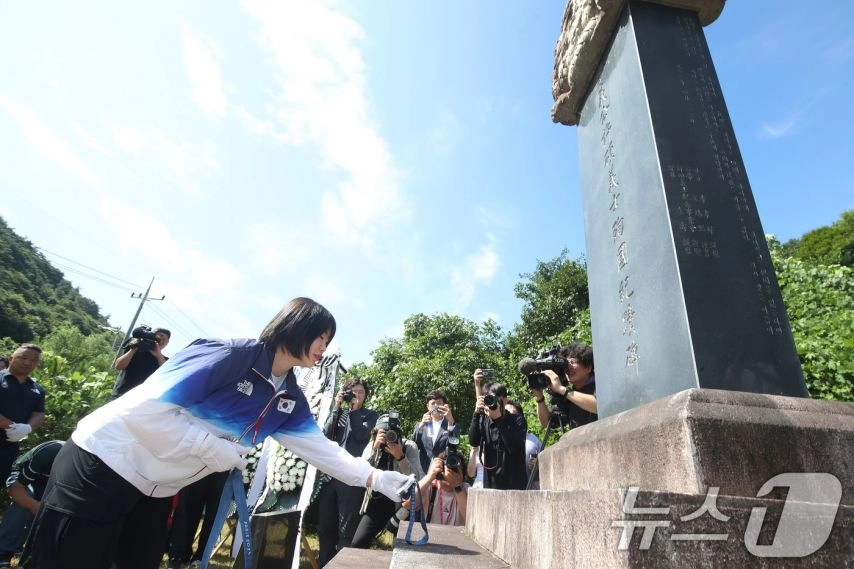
[348,313,511,438]
[510,248,589,357]
[0,216,111,341]
[770,238,854,401]
[786,209,854,267]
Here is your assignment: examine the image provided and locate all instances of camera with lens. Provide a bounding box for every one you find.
[131,325,158,351]
[483,393,499,410]
[438,435,463,480]
[384,409,402,445]
[341,389,354,403]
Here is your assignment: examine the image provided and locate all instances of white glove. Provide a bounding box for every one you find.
[199,434,251,472]
[371,469,416,502]
[5,423,32,442]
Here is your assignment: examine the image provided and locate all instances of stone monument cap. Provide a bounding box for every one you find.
[551,0,725,125]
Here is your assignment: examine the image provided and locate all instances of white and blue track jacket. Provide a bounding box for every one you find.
[73,338,372,497]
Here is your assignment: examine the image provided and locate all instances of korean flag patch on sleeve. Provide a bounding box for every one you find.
[277,398,296,414]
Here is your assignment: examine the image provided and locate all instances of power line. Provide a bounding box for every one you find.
[145,302,194,340]
[164,298,209,337]
[47,261,137,293]
[36,247,142,289]
[34,246,210,345]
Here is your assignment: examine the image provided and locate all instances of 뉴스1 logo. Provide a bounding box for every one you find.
[612,472,842,558]
[277,398,296,414]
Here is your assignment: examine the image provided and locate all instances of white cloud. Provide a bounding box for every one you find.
[0,94,98,184]
[96,195,256,340]
[241,0,407,247]
[232,104,280,138]
[450,237,501,307]
[180,20,227,119]
[482,311,500,323]
[429,111,462,155]
[109,121,221,196]
[759,118,796,139]
[71,121,114,155]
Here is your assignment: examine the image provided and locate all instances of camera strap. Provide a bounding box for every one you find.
[402,482,429,546]
[201,468,253,569]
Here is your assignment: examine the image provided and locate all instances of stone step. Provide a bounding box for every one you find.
[390,523,510,569]
[325,547,392,569]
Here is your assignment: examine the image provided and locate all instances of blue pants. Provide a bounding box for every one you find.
[0,501,32,559]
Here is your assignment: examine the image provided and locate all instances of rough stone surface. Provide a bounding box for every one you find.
[466,488,853,569]
[390,523,509,569]
[551,0,725,125]
[325,548,392,569]
[540,389,854,505]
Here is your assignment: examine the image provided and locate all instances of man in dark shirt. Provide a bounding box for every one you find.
[531,342,598,430]
[0,344,46,484]
[0,440,64,568]
[111,327,170,398]
[317,379,377,568]
[468,382,527,490]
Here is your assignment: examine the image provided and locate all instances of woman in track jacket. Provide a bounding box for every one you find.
[20,297,410,569]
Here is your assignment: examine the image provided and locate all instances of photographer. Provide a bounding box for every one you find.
[111,326,171,399]
[412,390,459,474]
[350,412,423,548]
[317,379,377,567]
[468,376,527,490]
[529,343,598,429]
[408,453,468,526]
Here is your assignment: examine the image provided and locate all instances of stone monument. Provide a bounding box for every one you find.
[464,2,854,567]
[553,0,807,419]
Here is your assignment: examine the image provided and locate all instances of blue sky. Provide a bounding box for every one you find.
[1,1,851,366]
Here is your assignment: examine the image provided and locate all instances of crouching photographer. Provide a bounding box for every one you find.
[468,380,527,490]
[407,440,469,526]
[519,342,598,430]
[350,411,424,548]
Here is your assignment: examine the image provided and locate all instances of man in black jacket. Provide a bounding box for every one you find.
[0,440,64,568]
[111,328,171,398]
[317,379,378,567]
[468,381,527,490]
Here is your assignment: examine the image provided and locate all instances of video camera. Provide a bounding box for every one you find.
[130,325,159,351]
[517,345,568,390]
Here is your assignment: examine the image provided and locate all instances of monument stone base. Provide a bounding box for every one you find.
[465,389,854,568]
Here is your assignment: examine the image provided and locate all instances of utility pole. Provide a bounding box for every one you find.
[114,277,165,361]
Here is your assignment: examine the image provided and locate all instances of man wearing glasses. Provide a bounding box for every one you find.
[530,342,598,430]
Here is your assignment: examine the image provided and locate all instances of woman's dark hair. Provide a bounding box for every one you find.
[259,297,336,358]
[343,378,370,400]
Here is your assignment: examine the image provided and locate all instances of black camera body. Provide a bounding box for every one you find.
[341,389,354,403]
[384,410,403,444]
[483,393,499,410]
[519,345,568,389]
[438,435,463,480]
[131,325,158,351]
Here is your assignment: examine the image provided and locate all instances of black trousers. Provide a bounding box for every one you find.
[316,478,365,568]
[168,470,229,563]
[0,442,19,487]
[19,439,172,569]
[350,494,396,549]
